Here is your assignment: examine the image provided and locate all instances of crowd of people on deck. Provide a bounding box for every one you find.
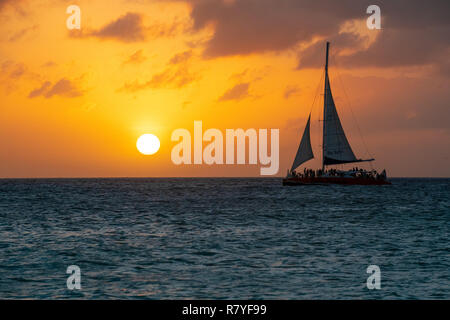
[290,167,387,180]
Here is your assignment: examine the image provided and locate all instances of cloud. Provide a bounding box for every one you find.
[42,61,57,68]
[123,49,147,65]
[0,0,29,17]
[119,51,197,92]
[218,82,250,101]
[69,12,146,42]
[298,25,449,70]
[315,74,450,135]
[297,31,365,69]
[94,12,146,42]
[189,0,365,57]
[187,0,450,73]
[28,78,83,99]
[229,69,248,81]
[121,66,196,92]
[284,86,301,99]
[69,11,186,43]
[1,61,26,79]
[169,50,192,65]
[0,0,10,9]
[0,0,17,9]
[338,28,449,68]
[8,24,37,42]
[28,81,51,98]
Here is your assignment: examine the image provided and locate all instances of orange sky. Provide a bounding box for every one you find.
[1,0,449,177]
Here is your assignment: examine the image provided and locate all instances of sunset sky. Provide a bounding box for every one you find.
[1,0,449,177]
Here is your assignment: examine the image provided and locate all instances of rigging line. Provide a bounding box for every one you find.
[290,69,324,170]
[306,69,324,159]
[331,54,375,169]
[309,69,325,115]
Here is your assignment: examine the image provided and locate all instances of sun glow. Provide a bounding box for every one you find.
[136,134,160,155]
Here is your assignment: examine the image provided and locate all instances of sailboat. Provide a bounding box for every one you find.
[283,42,391,186]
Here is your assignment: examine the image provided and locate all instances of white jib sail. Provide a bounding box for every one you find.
[322,74,358,165]
[291,114,314,171]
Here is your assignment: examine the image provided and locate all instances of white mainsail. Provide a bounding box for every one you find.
[322,42,373,166]
[322,73,358,165]
[291,114,314,171]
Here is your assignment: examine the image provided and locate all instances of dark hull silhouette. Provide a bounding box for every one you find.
[282,176,391,186]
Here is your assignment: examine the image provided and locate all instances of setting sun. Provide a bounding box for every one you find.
[137,134,160,155]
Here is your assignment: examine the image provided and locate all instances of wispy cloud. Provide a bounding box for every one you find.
[0,0,27,14]
[169,50,192,65]
[70,12,146,42]
[69,12,185,43]
[123,49,147,65]
[42,61,57,68]
[28,78,83,98]
[1,61,27,79]
[9,24,38,42]
[28,81,51,98]
[119,51,197,92]
[218,82,250,101]
[120,66,197,92]
[284,86,301,99]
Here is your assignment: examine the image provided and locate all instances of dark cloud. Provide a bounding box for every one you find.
[28,78,83,99]
[218,82,250,101]
[187,0,450,72]
[93,12,146,42]
[298,25,449,70]
[70,12,146,42]
[69,11,186,43]
[330,74,450,135]
[189,0,366,57]
[338,27,449,68]
[297,31,364,69]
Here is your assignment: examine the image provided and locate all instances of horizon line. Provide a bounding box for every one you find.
[0,176,449,179]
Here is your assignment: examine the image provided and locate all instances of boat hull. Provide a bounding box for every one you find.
[282,176,391,186]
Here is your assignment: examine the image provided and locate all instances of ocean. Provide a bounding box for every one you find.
[0,178,448,299]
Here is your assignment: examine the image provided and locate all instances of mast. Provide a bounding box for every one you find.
[322,41,329,171]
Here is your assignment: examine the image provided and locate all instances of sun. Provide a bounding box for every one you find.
[136,134,160,155]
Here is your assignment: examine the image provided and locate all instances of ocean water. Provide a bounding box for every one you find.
[0,178,448,299]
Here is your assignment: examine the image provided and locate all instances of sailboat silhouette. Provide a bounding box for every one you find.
[283,42,391,186]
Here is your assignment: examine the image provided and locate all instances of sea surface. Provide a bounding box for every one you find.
[0,178,448,299]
